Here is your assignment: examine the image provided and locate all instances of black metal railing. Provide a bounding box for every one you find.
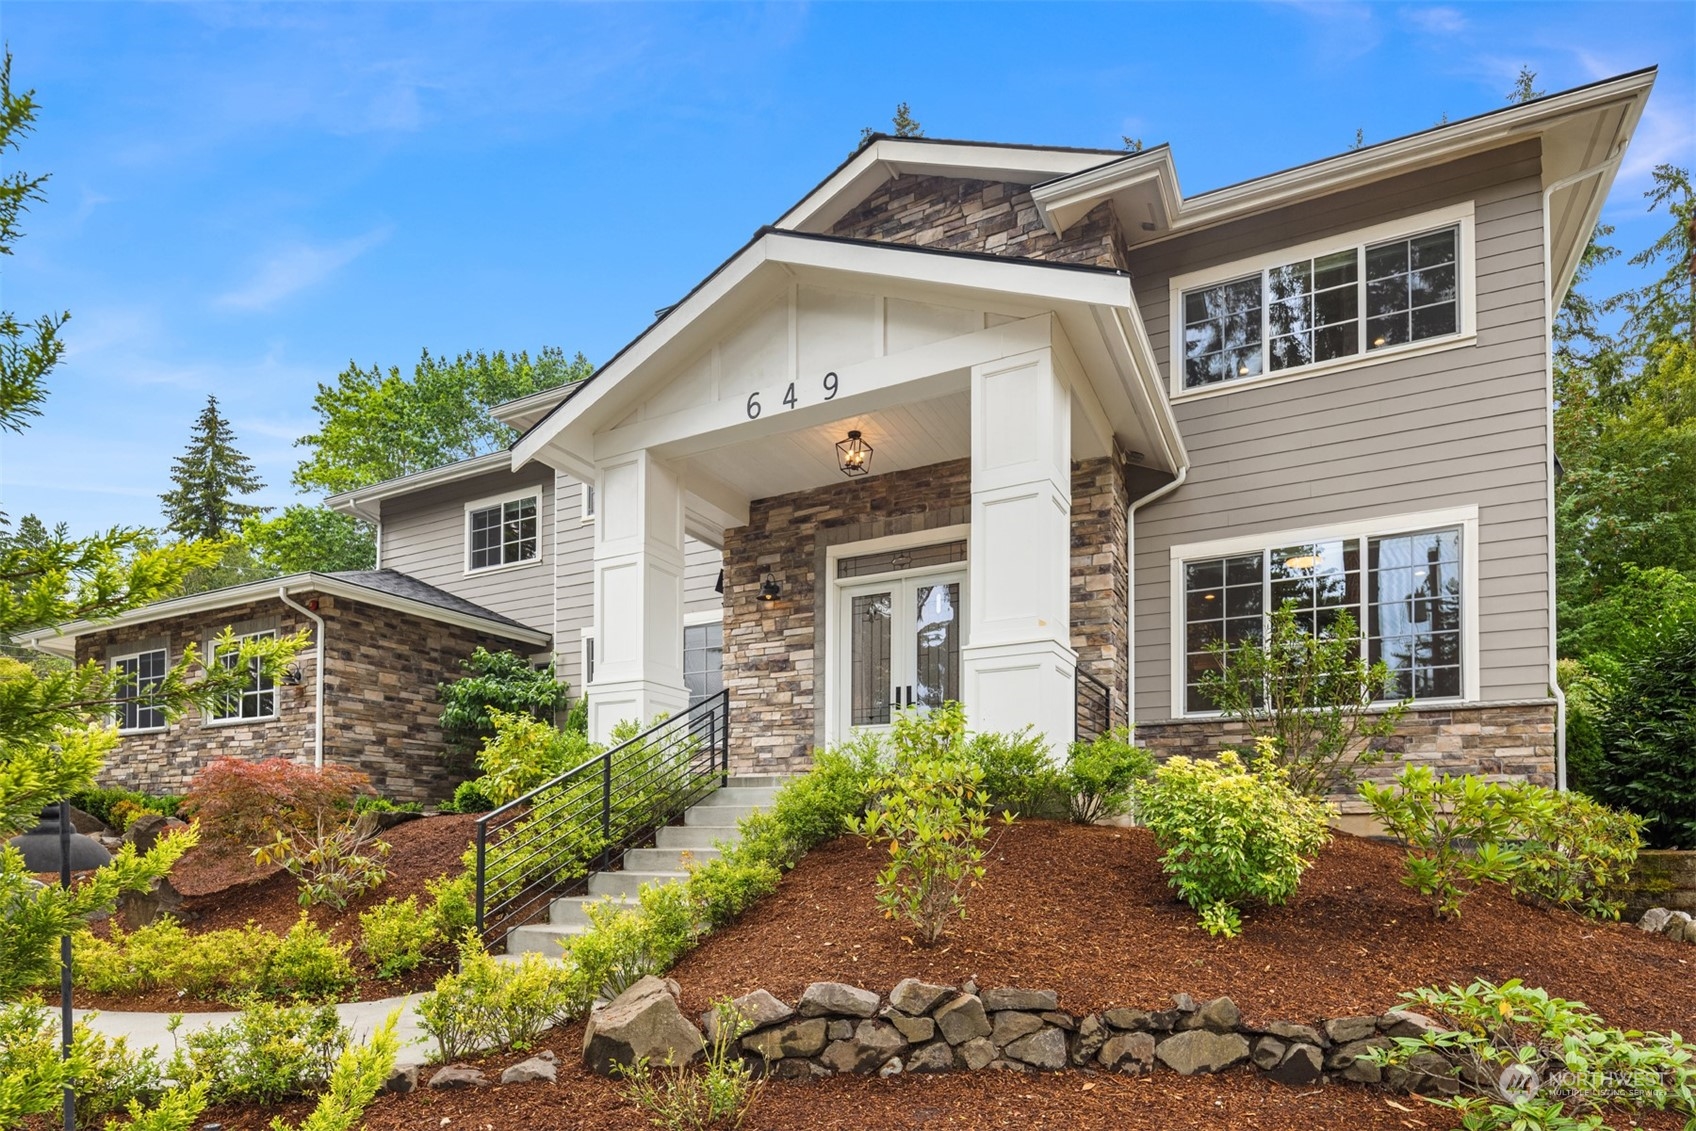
[1075,668,1113,743]
[473,689,729,948]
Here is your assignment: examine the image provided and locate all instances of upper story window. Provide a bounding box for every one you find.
[1174,205,1470,395]
[467,494,539,571]
[112,648,167,732]
[208,630,277,724]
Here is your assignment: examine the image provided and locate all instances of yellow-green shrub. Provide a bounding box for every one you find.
[73,919,279,999]
[256,915,357,1001]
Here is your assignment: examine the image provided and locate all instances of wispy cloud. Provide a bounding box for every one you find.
[1401,6,1468,37]
[215,226,392,311]
[1266,1,1383,59]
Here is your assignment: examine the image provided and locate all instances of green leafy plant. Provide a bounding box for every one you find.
[0,1003,168,1125]
[1135,744,1334,937]
[359,895,439,977]
[254,813,391,910]
[1508,784,1643,919]
[69,918,279,1000]
[616,998,765,1130]
[687,854,782,930]
[255,914,359,1002]
[1063,728,1156,823]
[66,787,181,831]
[101,1080,209,1131]
[352,796,422,816]
[269,1010,401,1131]
[1362,979,1696,1128]
[565,883,699,1003]
[166,1001,349,1105]
[440,779,495,814]
[437,647,571,764]
[469,708,601,805]
[182,757,372,848]
[964,725,1065,818]
[1197,603,1407,797]
[1591,601,1696,848]
[415,942,576,1061]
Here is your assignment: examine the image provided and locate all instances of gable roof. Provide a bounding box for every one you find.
[21,568,550,657]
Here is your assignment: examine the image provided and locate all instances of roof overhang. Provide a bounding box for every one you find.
[20,572,551,658]
[512,229,1185,484]
[489,382,584,433]
[326,451,515,522]
[1031,67,1656,306]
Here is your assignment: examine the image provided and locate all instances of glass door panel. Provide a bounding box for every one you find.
[850,591,893,726]
[912,581,961,709]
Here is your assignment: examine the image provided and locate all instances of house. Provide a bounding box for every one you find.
[27,68,1655,816]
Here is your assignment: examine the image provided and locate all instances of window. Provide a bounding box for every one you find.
[582,632,596,687]
[467,495,539,571]
[1178,523,1465,713]
[582,483,596,521]
[112,648,167,732]
[684,622,723,707]
[1178,219,1463,391]
[209,630,277,723]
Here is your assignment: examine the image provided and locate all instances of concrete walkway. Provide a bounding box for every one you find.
[70,992,436,1068]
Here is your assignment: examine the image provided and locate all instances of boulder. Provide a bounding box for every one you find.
[66,806,111,837]
[889,978,954,1016]
[1258,1020,1325,1047]
[799,982,879,1019]
[1179,996,1241,1033]
[990,1011,1045,1049]
[1251,1036,1286,1071]
[1639,907,1673,933]
[742,1018,828,1061]
[1379,1010,1442,1039]
[1154,1030,1250,1076]
[770,1059,822,1081]
[1003,1028,1068,1071]
[827,1020,853,1041]
[1101,1008,1160,1032]
[583,975,705,1076]
[1323,1016,1380,1045]
[428,1064,490,1090]
[1071,1014,1108,1066]
[706,989,792,1044]
[981,988,1059,1013]
[1265,1043,1323,1086]
[1171,993,1198,1013]
[501,1051,558,1085]
[954,1037,996,1071]
[122,813,189,854]
[1040,1011,1076,1031]
[382,1065,418,1094]
[116,874,186,930]
[886,1013,935,1044]
[1666,911,1695,942]
[933,994,992,1045]
[819,1020,908,1074]
[1098,1031,1156,1073]
[878,1057,903,1077]
[1386,1050,1461,1096]
[1325,1037,1390,1084]
[908,1040,954,1073]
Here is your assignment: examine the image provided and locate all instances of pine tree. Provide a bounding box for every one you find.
[159,395,267,540]
[1508,66,1544,105]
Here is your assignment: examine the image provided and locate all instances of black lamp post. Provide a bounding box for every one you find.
[10,802,112,1131]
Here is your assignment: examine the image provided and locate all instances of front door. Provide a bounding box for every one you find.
[837,570,965,736]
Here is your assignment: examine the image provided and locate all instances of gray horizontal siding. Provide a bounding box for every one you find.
[1129,141,1552,721]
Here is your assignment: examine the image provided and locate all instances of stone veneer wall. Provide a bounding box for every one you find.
[828,174,1127,269]
[721,456,1131,775]
[1135,702,1558,820]
[75,592,539,802]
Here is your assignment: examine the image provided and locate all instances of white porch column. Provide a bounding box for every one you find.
[962,347,1075,756]
[587,449,690,741]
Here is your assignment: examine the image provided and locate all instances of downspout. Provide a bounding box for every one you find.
[1541,145,1626,791]
[277,586,327,770]
[1126,462,1189,743]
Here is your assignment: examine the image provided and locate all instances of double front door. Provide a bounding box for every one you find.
[837,570,964,735]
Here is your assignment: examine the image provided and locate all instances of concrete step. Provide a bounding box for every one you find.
[504,922,583,957]
[692,786,780,808]
[588,869,689,899]
[622,845,720,872]
[719,774,792,789]
[686,803,762,826]
[548,893,634,927]
[655,824,739,850]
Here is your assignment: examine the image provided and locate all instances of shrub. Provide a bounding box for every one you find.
[564,693,589,735]
[437,647,571,764]
[616,998,765,1131]
[415,943,576,1061]
[565,883,699,1003]
[1592,603,1696,848]
[359,895,438,978]
[255,915,358,1002]
[425,873,477,943]
[1197,603,1407,797]
[0,1003,167,1124]
[687,854,782,929]
[1362,979,1696,1128]
[848,743,1003,946]
[102,1081,208,1131]
[440,779,495,814]
[745,736,883,867]
[166,1001,349,1105]
[965,726,1065,818]
[471,708,602,805]
[182,758,372,847]
[1136,744,1334,938]
[67,787,181,832]
[269,1011,401,1131]
[254,814,391,910]
[72,919,279,1000]
[1509,784,1643,920]
[352,796,423,816]
[1063,728,1156,824]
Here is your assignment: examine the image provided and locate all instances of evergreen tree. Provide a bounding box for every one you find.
[1508,66,1545,105]
[159,394,266,540]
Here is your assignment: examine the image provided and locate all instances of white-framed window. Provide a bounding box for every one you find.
[684,619,724,707]
[111,648,168,732]
[1169,203,1474,398]
[582,482,596,522]
[581,629,596,688]
[207,630,277,724]
[1169,507,1480,716]
[465,493,539,572]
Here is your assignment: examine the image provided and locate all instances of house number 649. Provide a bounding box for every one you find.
[745,372,840,419]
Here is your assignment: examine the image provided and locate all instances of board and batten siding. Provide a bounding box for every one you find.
[1127,140,1552,722]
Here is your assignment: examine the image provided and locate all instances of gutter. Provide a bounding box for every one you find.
[1540,146,1626,792]
[1125,462,1189,743]
[277,587,327,770]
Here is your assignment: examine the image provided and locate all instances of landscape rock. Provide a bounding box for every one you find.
[954,1037,996,1071]
[1266,1043,1323,1087]
[770,1059,819,1081]
[742,1018,828,1061]
[116,875,186,930]
[1004,1028,1068,1071]
[1379,1010,1442,1039]
[799,982,880,1019]
[889,978,954,1016]
[961,978,979,997]
[66,806,111,836]
[501,1051,558,1085]
[1326,1037,1390,1083]
[1179,996,1242,1033]
[819,1020,908,1074]
[381,1065,417,1094]
[1071,1014,1108,1066]
[981,988,1059,1012]
[934,994,992,1045]
[908,1041,954,1073]
[1386,1050,1461,1096]
[1101,1008,1162,1032]
[827,1020,853,1041]
[1097,1031,1156,1073]
[1324,1016,1380,1045]
[1040,1011,1077,1031]
[886,1013,935,1044]
[878,1057,903,1077]
[1639,907,1673,933]
[121,813,189,854]
[1666,911,1695,943]
[1171,993,1198,1013]
[1155,1030,1250,1076]
[990,1011,1044,1049]
[1252,1036,1286,1071]
[1258,1020,1326,1047]
[706,989,792,1043]
[428,1064,490,1090]
[583,976,705,1076]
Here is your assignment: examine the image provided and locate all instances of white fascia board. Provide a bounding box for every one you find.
[1029,149,1183,235]
[489,384,578,431]
[326,451,514,521]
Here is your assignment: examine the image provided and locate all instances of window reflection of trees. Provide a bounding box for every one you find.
[914,583,960,708]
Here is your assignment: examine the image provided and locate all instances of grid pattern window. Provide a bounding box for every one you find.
[468,495,539,570]
[1180,223,1461,390]
[210,630,277,722]
[1180,526,1464,713]
[837,540,967,579]
[113,649,167,732]
[683,622,723,707]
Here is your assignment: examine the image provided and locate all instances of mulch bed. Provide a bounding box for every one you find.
[72,814,479,1012]
[668,821,1696,1034]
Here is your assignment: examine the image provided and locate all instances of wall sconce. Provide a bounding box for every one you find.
[757,571,782,602]
[836,430,872,477]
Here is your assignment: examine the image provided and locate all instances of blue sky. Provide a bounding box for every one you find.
[3,2,1692,535]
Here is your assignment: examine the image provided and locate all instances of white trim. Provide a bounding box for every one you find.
[204,629,280,727]
[326,450,512,521]
[463,490,544,575]
[822,524,973,572]
[684,609,724,628]
[1166,202,1477,401]
[1165,505,1481,719]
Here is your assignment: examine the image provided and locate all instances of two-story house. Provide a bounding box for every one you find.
[29,68,1654,815]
